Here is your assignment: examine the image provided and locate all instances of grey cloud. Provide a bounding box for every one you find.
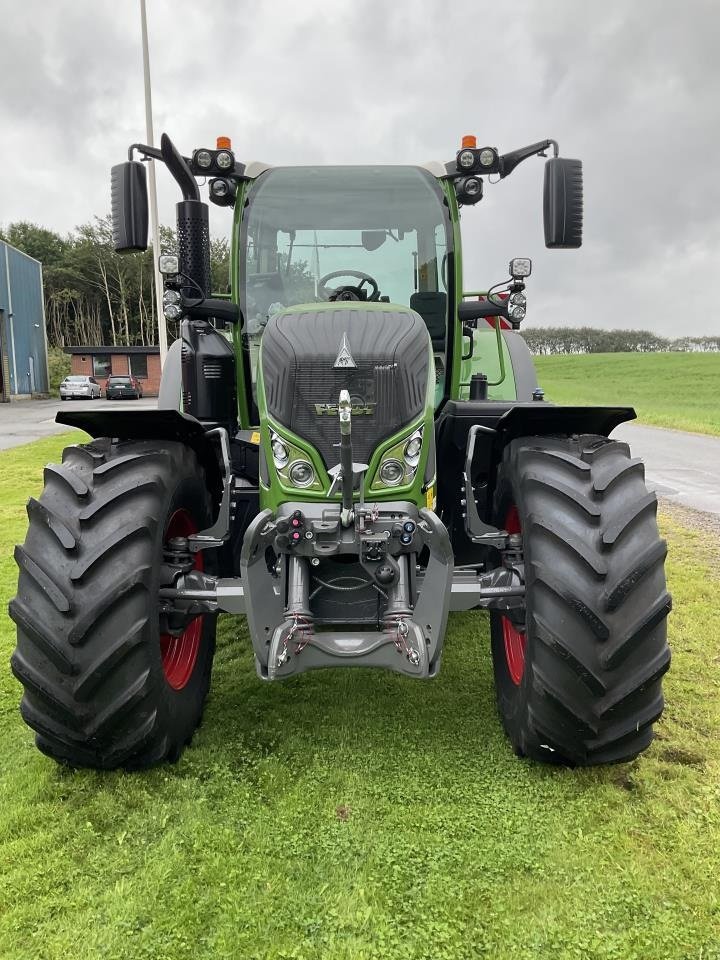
[0,0,717,334]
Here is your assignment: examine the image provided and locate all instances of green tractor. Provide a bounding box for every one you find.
[10,133,671,769]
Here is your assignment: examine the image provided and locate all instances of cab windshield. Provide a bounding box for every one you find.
[239,165,453,398]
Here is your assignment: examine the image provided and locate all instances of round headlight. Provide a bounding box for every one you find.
[379,459,405,486]
[479,148,495,167]
[458,149,475,170]
[403,436,422,462]
[289,460,315,488]
[464,176,482,197]
[271,438,289,467]
[211,179,229,197]
[510,305,526,321]
[509,292,526,307]
[163,303,182,320]
[216,151,233,170]
[195,150,212,169]
[163,289,180,305]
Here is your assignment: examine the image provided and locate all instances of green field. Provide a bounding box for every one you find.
[534,352,720,436]
[1,435,719,960]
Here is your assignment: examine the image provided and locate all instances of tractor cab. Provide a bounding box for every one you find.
[237,165,453,413]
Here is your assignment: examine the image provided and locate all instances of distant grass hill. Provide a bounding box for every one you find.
[534,352,720,436]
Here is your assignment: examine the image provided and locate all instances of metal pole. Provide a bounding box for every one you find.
[140,0,167,367]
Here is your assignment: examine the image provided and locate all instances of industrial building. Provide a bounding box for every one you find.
[0,240,49,400]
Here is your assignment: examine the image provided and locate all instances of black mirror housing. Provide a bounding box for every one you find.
[111,161,149,252]
[543,158,583,248]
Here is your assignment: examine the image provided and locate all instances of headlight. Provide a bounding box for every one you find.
[403,427,423,467]
[163,289,180,305]
[195,150,212,169]
[164,303,182,320]
[216,151,233,170]
[458,149,475,170]
[509,292,526,307]
[479,148,496,167]
[379,459,404,486]
[271,434,290,467]
[510,305,526,321]
[289,460,316,488]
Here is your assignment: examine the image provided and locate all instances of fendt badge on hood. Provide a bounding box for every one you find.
[333,333,357,369]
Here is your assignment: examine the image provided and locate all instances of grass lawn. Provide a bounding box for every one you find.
[534,352,720,436]
[1,435,719,960]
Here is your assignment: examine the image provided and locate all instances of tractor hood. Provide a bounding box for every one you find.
[259,303,431,470]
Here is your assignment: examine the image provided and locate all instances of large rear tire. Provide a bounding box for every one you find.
[490,434,671,765]
[10,439,217,769]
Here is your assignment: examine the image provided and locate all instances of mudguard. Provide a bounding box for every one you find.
[55,408,222,492]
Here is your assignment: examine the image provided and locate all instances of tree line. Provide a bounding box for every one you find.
[0,219,230,348]
[520,326,720,355]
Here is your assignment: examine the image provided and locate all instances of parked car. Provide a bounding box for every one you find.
[59,375,101,400]
[105,375,144,400]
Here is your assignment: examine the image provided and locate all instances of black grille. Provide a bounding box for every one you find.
[261,306,430,469]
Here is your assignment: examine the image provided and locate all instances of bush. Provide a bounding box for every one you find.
[48,347,71,394]
[521,327,720,355]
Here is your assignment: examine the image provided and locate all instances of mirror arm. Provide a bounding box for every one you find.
[128,138,200,201]
[499,139,559,179]
[128,142,164,162]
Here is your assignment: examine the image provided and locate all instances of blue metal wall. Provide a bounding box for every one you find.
[0,240,49,396]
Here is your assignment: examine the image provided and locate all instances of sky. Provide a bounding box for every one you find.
[0,0,717,335]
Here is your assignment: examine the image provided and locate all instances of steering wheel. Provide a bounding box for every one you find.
[317,270,380,302]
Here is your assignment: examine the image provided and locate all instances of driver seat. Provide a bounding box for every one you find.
[410,292,447,351]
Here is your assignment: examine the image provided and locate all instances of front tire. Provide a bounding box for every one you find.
[490,434,671,765]
[10,439,217,769]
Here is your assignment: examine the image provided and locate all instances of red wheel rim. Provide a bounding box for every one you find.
[502,505,527,685]
[160,509,204,690]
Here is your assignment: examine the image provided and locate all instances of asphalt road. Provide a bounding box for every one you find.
[0,396,157,450]
[612,421,720,516]
[0,401,717,516]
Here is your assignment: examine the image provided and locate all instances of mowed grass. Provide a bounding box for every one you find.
[1,435,719,960]
[534,352,720,436]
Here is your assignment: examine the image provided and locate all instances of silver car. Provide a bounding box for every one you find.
[59,375,102,400]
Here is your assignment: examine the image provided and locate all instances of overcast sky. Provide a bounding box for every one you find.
[1,0,717,335]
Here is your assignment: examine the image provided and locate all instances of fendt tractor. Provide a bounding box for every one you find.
[10,132,671,770]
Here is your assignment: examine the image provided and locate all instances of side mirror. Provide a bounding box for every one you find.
[543,157,583,248]
[110,161,149,252]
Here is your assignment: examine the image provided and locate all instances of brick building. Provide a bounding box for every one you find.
[65,346,161,396]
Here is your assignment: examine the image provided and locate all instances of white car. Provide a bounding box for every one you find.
[59,375,102,400]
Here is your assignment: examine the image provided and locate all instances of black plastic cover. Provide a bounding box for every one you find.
[111,161,149,252]
[261,306,430,469]
[543,158,583,248]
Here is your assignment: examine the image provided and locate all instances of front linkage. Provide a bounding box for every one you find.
[157,396,524,681]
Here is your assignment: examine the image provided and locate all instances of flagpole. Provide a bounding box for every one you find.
[140,0,167,366]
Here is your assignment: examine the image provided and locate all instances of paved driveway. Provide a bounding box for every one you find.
[0,397,157,451]
[612,421,720,517]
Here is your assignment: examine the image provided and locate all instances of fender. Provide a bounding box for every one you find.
[56,408,223,495]
[434,401,636,559]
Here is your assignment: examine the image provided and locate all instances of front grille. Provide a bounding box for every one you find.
[261,306,430,470]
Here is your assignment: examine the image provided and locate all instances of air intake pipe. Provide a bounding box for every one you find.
[160,133,236,431]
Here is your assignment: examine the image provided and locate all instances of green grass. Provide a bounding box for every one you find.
[534,352,720,436]
[1,435,719,960]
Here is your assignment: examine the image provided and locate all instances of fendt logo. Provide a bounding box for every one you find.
[314,401,376,416]
[333,333,356,369]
